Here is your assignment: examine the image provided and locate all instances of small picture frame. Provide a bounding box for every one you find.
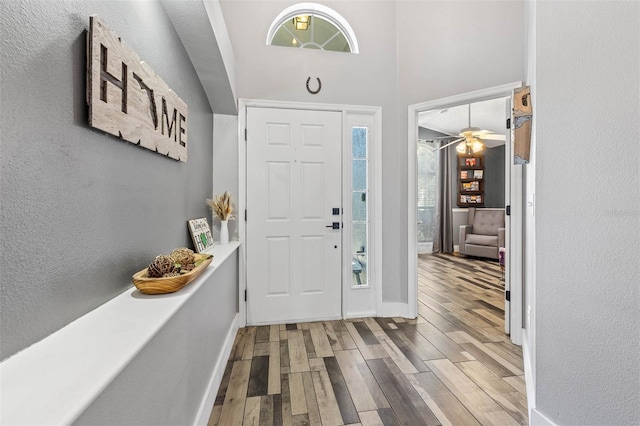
[462,181,480,192]
[465,158,477,167]
[187,218,214,253]
[460,170,468,179]
[473,170,484,179]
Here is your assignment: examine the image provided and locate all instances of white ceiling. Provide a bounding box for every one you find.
[418,97,510,147]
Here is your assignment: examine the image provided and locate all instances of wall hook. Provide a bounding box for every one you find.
[306,77,322,94]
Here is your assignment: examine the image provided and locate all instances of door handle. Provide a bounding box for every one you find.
[326,222,340,229]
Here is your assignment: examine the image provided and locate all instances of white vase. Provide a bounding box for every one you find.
[219,220,229,245]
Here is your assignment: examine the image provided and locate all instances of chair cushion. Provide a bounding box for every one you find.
[472,210,505,236]
[465,234,498,246]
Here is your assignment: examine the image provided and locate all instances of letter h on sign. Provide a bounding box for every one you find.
[100,44,127,113]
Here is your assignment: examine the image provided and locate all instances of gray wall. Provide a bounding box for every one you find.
[483,145,505,208]
[533,1,639,424]
[0,1,214,360]
[220,0,525,303]
[212,114,239,241]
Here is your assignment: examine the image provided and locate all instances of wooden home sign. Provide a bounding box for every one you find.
[513,86,532,165]
[87,16,188,161]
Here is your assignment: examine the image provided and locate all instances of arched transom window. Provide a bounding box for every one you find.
[266,3,359,53]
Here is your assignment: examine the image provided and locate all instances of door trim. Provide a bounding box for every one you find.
[406,82,524,345]
[238,99,382,327]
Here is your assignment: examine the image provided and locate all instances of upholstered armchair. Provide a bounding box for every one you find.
[459,208,505,260]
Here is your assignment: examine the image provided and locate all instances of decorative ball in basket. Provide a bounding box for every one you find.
[132,247,213,294]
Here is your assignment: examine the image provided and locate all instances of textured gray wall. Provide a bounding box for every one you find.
[0,1,214,360]
[535,1,639,424]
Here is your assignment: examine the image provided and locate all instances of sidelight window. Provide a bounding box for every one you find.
[352,127,368,286]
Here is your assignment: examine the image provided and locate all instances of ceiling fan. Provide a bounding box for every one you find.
[437,127,506,155]
[435,105,506,155]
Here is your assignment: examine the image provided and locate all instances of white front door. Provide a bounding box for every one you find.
[246,107,342,324]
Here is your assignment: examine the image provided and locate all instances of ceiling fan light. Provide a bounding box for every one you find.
[472,139,484,153]
[456,141,466,154]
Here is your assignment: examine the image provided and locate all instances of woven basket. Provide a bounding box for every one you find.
[132,253,213,295]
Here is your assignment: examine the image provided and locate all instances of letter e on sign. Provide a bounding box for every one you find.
[87,16,188,162]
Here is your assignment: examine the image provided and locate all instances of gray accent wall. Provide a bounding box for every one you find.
[483,145,505,208]
[0,1,214,360]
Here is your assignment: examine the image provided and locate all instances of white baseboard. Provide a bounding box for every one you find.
[344,311,377,319]
[380,302,410,318]
[194,313,240,426]
[521,330,556,426]
[522,329,536,412]
[530,408,557,426]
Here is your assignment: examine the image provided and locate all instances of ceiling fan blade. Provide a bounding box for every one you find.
[437,137,463,150]
[477,134,506,141]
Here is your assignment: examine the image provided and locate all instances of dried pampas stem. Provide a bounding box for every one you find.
[206,191,235,221]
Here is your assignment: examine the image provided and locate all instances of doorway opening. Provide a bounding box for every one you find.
[418,98,508,252]
[407,82,524,346]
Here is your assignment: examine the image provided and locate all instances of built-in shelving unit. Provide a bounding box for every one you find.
[457,154,484,207]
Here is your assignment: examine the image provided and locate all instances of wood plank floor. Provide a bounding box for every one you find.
[209,254,527,425]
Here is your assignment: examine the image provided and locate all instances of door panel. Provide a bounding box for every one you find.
[246,107,342,324]
[302,236,324,293]
[301,162,325,219]
[266,162,290,219]
[266,237,290,295]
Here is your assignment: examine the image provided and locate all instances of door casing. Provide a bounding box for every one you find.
[238,99,382,327]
